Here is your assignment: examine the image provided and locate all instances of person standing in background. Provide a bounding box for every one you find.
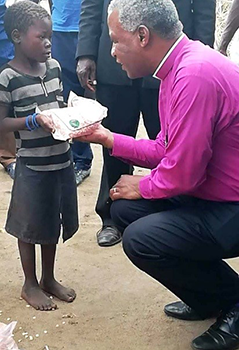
[0,0,16,179]
[76,0,216,248]
[218,0,239,55]
[50,0,93,186]
[173,0,216,48]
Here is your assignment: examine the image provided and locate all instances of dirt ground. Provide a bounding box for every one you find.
[0,126,239,350]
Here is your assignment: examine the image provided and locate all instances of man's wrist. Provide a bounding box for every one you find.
[103,131,114,149]
[76,55,96,62]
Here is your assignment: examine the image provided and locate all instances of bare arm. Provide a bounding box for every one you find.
[219,0,239,55]
[0,104,25,133]
[0,103,55,134]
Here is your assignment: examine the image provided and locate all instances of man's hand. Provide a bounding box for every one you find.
[71,125,114,149]
[110,175,143,201]
[36,114,55,133]
[76,57,97,92]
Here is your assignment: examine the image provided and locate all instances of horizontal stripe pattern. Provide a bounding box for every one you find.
[21,148,71,166]
[27,160,71,172]
[0,59,70,171]
[18,142,70,157]
[11,79,62,102]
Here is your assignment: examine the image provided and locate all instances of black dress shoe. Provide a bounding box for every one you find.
[192,305,239,350]
[164,301,207,321]
[96,225,122,247]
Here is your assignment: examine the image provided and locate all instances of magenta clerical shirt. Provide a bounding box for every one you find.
[111,36,239,201]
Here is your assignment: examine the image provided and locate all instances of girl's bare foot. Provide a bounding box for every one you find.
[21,283,57,311]
[40,279,76,302]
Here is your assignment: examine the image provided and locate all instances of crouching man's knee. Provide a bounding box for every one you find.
[122,222,146,263]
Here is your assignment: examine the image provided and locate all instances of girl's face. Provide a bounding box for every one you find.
[18,17,52,63]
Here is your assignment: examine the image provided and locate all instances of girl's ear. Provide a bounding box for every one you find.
[11,29,21,44]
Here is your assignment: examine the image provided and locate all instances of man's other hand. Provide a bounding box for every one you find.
[110,175,143,201]
[76,57,97,92]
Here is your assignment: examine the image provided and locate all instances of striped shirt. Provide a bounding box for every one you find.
[0,58,71,171]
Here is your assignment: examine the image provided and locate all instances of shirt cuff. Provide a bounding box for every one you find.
[139,175,153,199]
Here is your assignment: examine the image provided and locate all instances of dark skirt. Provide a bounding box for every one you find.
[5,158,79,244]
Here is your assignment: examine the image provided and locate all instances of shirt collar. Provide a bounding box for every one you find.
[153,34,189,81]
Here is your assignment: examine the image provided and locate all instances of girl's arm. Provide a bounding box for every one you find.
[0,103,55,133]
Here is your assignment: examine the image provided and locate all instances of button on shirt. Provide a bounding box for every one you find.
[112,36,239,201]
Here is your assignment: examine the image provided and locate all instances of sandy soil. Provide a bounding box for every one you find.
[0,126,239,350]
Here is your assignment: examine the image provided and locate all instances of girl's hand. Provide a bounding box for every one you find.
[35,114,55,133]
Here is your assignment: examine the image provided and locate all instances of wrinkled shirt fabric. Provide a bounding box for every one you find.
[112,36,239,201]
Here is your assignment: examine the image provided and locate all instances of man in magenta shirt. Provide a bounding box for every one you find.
[74,0,239,348]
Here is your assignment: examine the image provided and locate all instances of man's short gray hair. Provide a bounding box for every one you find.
[108,0,183,40]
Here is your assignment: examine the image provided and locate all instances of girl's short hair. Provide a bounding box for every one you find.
[4,0,51,43]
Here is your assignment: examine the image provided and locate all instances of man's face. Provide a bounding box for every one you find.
[108,10,147,79]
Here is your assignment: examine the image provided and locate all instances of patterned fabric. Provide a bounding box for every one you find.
[0,58,71,171]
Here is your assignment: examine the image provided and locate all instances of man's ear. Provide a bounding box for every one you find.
[11,29,21,44]
[137,25,150,46]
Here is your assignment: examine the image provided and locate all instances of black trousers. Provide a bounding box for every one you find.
[110,196,239,318]
[96,83,160,225]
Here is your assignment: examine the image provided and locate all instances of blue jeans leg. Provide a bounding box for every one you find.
[52,31,93,171]
[71,141,93,171]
